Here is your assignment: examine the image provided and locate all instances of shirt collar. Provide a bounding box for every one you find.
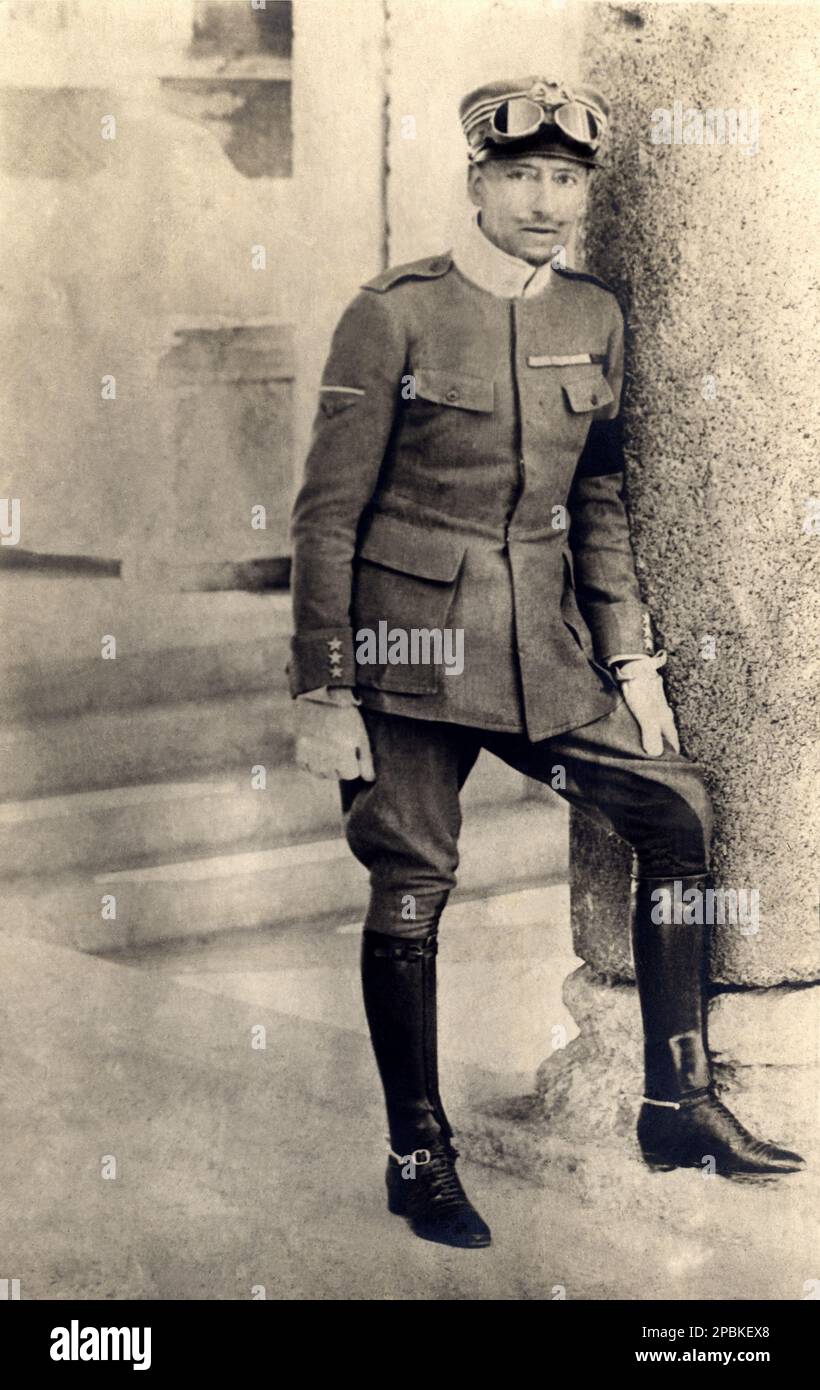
[451,210,554,300]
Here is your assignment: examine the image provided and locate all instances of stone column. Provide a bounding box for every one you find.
[547,0,818,1177]
[465,4,819,1226]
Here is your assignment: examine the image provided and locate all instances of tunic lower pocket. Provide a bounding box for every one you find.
[352,515,467,694]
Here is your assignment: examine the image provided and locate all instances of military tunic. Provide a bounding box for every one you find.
[289,247,651,742]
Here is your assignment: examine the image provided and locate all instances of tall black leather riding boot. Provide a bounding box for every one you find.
[631,874,805,1178]
[360,926,491,1247]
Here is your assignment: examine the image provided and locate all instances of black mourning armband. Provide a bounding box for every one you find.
[575,416,625,479]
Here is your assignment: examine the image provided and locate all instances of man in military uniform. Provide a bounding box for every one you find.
[288,79,804,1249]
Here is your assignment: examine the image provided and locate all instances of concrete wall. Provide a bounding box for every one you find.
[0,0,384,573]
[0,0,593,574]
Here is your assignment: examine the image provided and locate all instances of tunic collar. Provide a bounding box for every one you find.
[451,211,554,300]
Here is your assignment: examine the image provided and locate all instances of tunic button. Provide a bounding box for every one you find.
[445,387,459,402]
[590,393,599,406]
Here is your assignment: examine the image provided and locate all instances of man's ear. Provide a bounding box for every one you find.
[467,163,483,209]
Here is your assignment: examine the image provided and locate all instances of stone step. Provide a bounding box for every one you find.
[0,747,531,879]
[0,768,336,880]
[143,881,578,1096]
[332,881,571,963]
[0,578,292,720]
[0,575,291,664]
[6,799,567,955]
[0,690,295,801]
[0,634,292,721]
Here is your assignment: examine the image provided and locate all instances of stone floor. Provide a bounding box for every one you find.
[2,895,816,1301]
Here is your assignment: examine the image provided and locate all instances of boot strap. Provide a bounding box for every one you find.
[642,1086,713,1111]
[365,933,438,961]
[387,1145,432,1166]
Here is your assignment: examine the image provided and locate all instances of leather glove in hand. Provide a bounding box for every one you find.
[294,687,376,781]
[613,654,680,758]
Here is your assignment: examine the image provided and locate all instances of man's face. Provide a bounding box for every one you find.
[468,155,591,266]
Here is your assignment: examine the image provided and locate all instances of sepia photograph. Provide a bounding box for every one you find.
[0,0,817,1346]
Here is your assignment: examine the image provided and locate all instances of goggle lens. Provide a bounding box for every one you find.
[491,97,543,138]
[489,96,602,149]
[554,102,602,146]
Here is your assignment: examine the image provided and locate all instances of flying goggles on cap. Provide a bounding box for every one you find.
[464,80,608,158]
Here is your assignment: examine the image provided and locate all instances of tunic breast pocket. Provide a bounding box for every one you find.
[560,368,615,416]
[352,513,467,693]
[411,367,495,413]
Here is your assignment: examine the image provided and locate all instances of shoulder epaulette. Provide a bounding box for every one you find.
[362,253,453,293]
[553,264,619,298]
